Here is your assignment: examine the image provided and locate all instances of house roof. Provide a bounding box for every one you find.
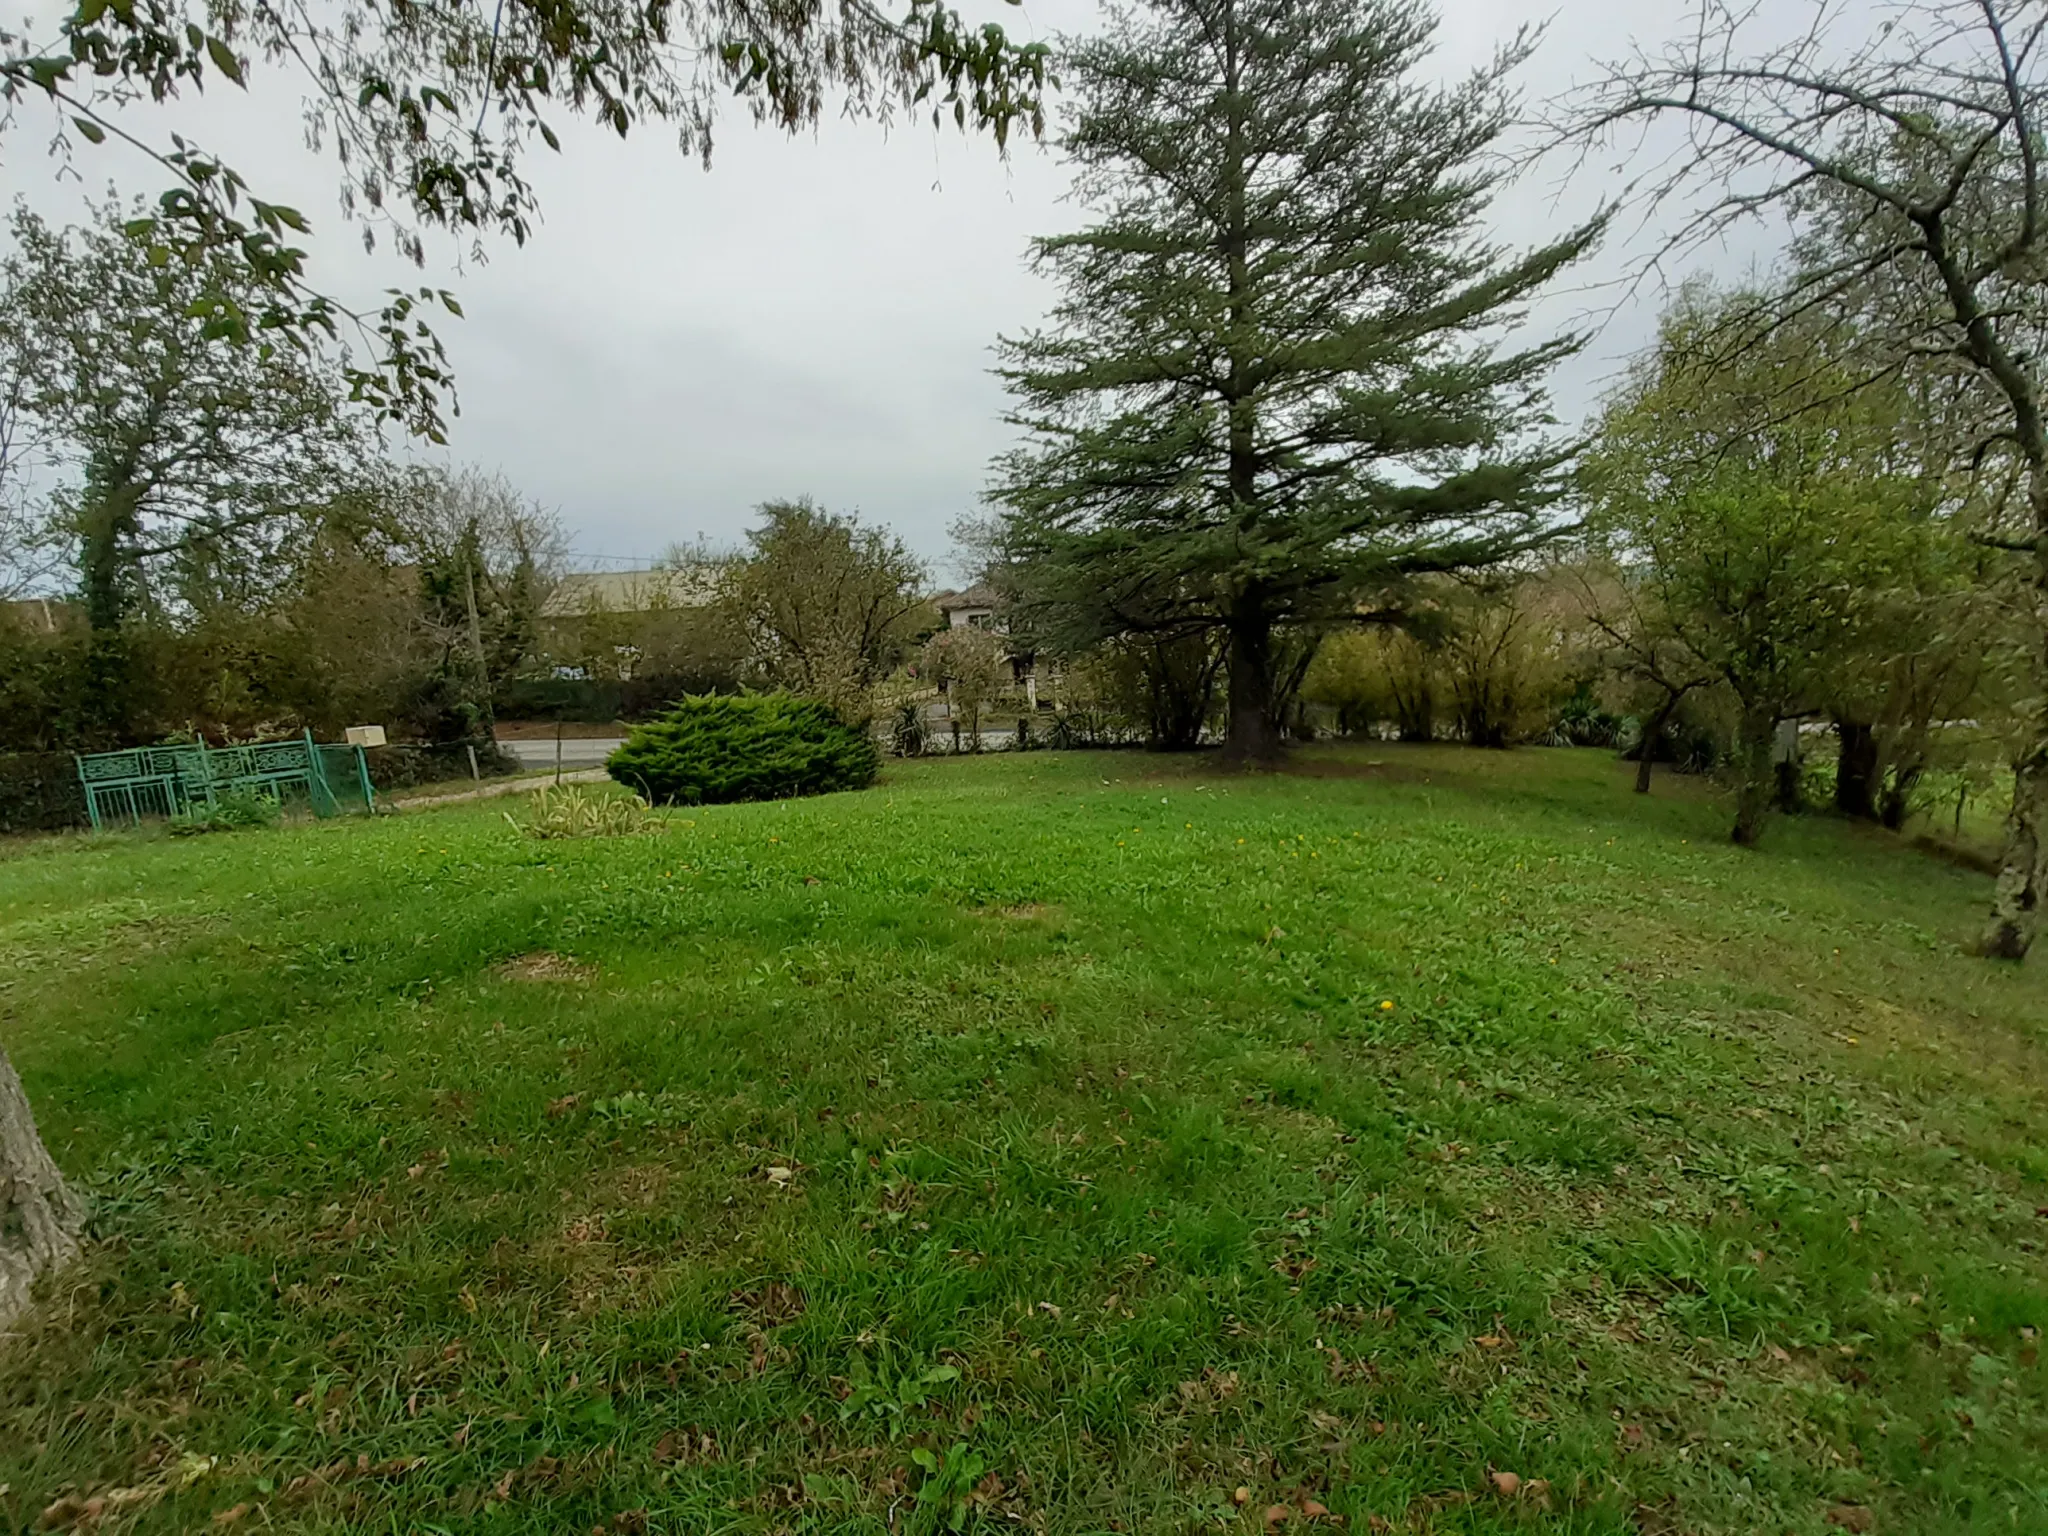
[540,567,719,619]
[936,584,999,612]
[0,596,78,634]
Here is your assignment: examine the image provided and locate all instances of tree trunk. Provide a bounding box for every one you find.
[1635,692,1684,794]
[1980,754,2044,960]
[1979,447,2048,957]
[1878,763,1921,832]
[1834,721,1878,820]
[1730,705,1776,847]
[0,1042,84,1333]
[1223,604,1284,763]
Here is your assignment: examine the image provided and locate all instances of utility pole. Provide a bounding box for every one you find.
[462,552,493,727]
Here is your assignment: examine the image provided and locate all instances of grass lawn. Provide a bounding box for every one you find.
[1,745,2044,1535]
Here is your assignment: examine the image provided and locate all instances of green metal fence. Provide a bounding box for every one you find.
[74,730,375,830]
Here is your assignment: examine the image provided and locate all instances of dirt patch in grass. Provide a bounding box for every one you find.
[989,902,1061,922]
[495,951,596,983]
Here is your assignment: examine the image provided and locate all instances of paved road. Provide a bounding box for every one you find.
[503,737,624,769]
[503,728,1024,770]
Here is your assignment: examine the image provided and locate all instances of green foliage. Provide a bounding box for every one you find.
[165,788,280,836]
[0,751,90,833]
[0,199,368,643]
[911,1441,987,1532]
[1301,577,1587,747]
[837,1358,961,1433]
[991,0,1598,755]
[606,692,880,805]
[1,748,2044,1533]
[1084,632,1222,751]
[889,700,933,758]
[1584,286,1963,843]
[506,782,659,839]
[724,499,927,727]
[922,626,1011,747]
[0,0,1049,439]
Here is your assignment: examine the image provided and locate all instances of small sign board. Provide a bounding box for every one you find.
[344,725,388,748]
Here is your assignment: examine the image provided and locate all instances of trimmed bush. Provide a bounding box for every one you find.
[607,694,879,805]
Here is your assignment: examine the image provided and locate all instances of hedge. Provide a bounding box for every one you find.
[0,754,91,835]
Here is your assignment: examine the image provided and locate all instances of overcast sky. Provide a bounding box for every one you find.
[7,0,1788,575]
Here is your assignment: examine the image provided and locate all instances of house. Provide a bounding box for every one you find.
[928,583,1055,705]
[935,585,1000,631]
[0,597,79,635]
[538,566,725,682]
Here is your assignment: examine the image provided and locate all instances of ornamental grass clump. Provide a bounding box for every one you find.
[509,783,659,839]
[606,693,880,806]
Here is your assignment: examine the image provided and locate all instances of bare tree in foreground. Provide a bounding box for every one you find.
[1562,0,2048,957]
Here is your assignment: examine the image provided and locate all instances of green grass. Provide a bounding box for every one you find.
[1,745,2043,1535]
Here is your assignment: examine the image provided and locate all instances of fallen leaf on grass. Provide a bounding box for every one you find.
[1488,1471,1521,1497]
[653,1429,720,1467]
[1825,1505,1875,1532]
[1264,1504,1290,1527]
[546,1094,581,1118]
[1233,1486,1251,1507]
[1299,1498,1330,1519]
[212,1504,251,1526]
[765,1166,794,1188]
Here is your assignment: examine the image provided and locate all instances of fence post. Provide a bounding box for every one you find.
[467,743,481,782]
[356,746,375,812]
[74,756,99,832]
[305,728,337,818]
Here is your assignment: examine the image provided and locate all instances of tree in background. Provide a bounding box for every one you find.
[1298,572,1583,748]
[992,0,1596,761]
[1097,631,1224,751]
[1436,578,1577,749]
[0,203,367,631]
[725,498,926,726]
[1566,0,2048,949]
[386,467,568,738]
[0,200,368,737]
[1585,290,1947,846]
[922,625,1010,749]
[1567,559,1715,794]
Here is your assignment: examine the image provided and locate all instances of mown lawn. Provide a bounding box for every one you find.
[1,745,2044,1535]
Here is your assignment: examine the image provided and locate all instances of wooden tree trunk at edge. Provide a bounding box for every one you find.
[1981,481,2048,961]
[0,1043,83,1333]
